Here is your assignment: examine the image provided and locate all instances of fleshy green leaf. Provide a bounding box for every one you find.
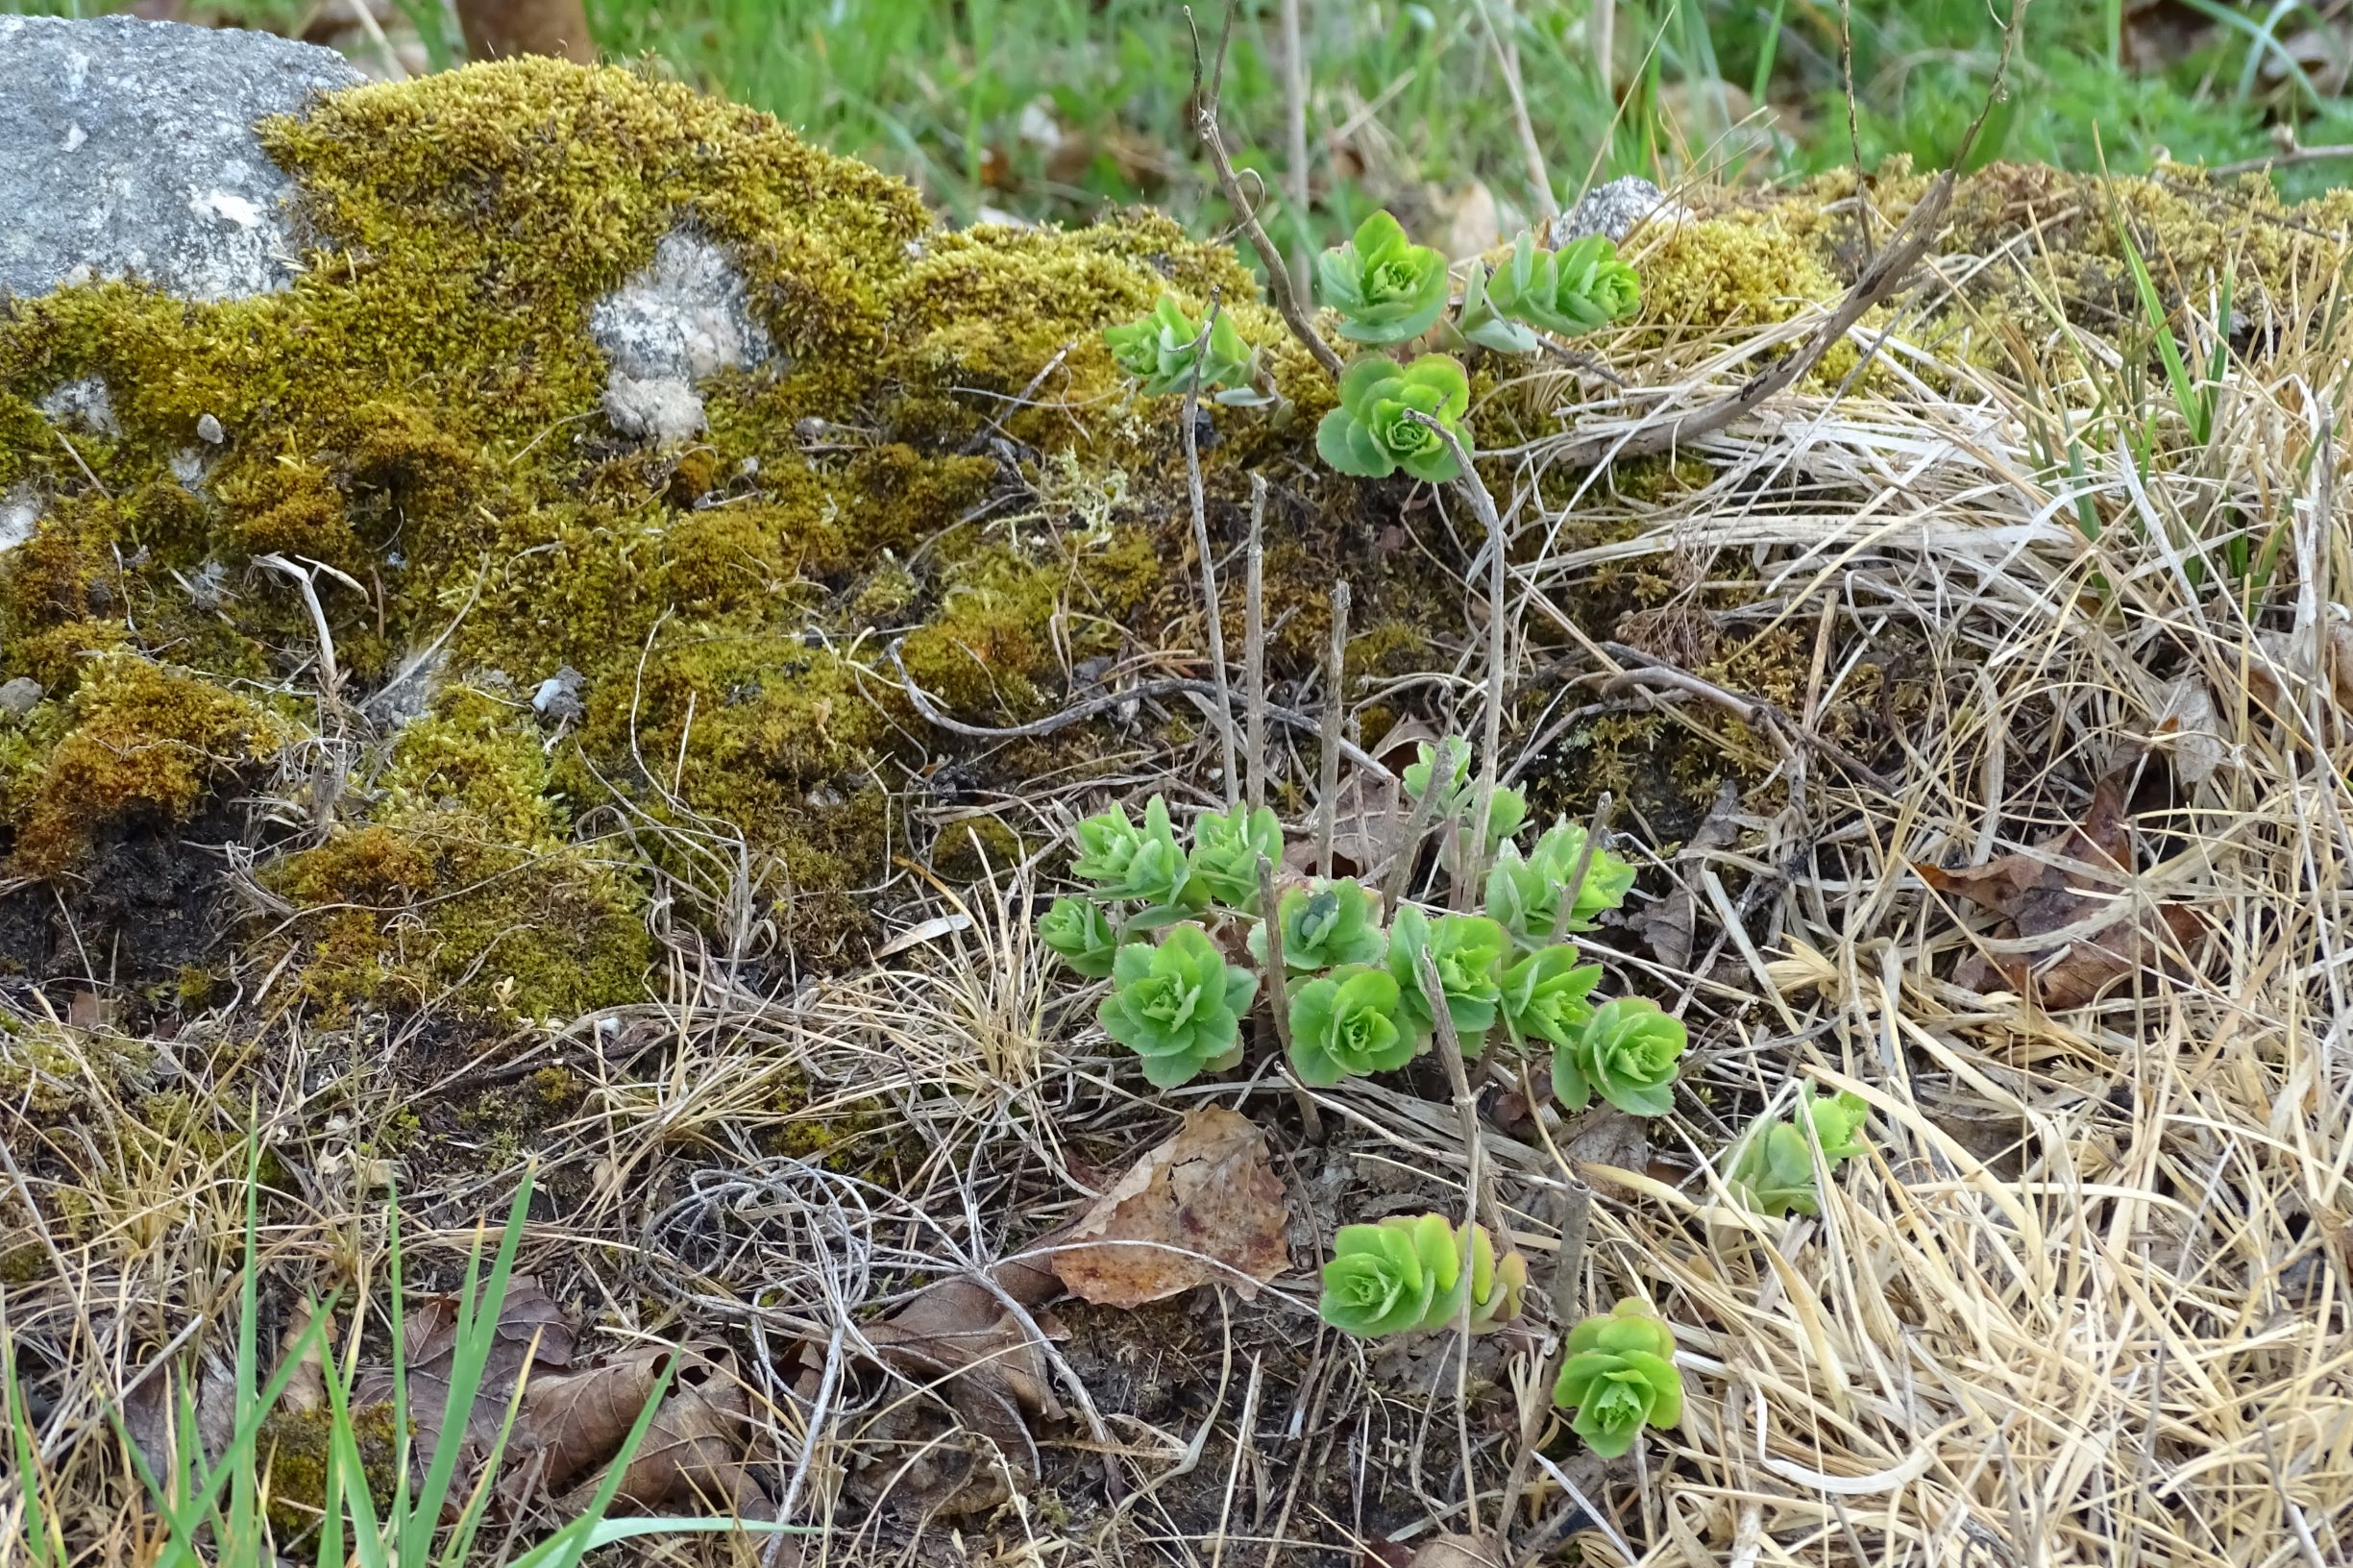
[1552,996,1685,1117]
[1553,1299,1682,1457]
[1288,963,1417,1086]
[1315,354,1474,483]
[1484,231,1642,340]
[1098,923,1258,1088]
[1485,820,1637,946]
[1721,1089,1871,1216]
[1070,796,1206,926]
[1318,211,1451,345]
[1040,896,1121,978]
[1498,944,1601,1046]
[1318,1214,1527,1336]
[1248,878,1387,972]
[1102,295,1264,399]
[1189,802,1283,913]
[1385,904,1507,1046]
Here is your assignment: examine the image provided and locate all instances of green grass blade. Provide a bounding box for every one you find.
[509,1517,811,1567]
[5,1335,64,1568]
[402,1171,535,1566]
[228,1133,262,1562]
[2115,222,2205,445]
[320,1324,390,1568]
[385,1187,413,1536]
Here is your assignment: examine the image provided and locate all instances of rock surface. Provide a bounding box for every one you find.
[1552,176,1689,246]
[0,14,361,302]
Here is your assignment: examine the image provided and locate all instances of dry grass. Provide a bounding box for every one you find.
[6,183,2353,1567]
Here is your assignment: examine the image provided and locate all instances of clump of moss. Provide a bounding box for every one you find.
[5,655,287,878]
[258,1400,404,1538]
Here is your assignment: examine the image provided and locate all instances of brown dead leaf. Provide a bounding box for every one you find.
[1049,1108,1289,1308]
[547,1346,763,1515]
[1915,772,2203,1008]
[1404,1533,1508,1568]
[390,1275,575,1464]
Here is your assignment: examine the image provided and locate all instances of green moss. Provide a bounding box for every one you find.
[258,1401,404,1537]
[4,655,287,878]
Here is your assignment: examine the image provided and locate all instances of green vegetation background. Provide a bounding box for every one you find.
[14,1,2353,228]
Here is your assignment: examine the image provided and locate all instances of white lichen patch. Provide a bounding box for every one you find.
[37,376,119,436]
[0,487,37,554]
[589,228,776,446]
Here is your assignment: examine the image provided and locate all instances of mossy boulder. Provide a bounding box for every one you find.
[2,34,2344,1031]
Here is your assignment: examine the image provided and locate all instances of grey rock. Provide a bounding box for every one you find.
[602,374,708,446]
[196,412,226,444]
[0,678,46,718]
[532,665,585,725]
[590,230,775,446]
[169,448,209,486]
[1552,177,1690,247]
[0,489,38,554]
[37,376,120,436]
[0,15,362,303]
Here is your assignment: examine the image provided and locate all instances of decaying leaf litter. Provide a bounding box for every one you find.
[5,39,2353,1568]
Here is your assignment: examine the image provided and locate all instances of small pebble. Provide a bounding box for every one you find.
[196,412,225,444]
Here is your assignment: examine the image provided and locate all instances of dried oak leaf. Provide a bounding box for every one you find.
[545,1345,763,1515]
[1050,1107,1289,1308]
[1914,772,2203,1008]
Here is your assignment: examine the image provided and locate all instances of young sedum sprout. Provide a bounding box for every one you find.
[1553,1299,1684,1458]
[1287,964,1415,1087]
[1315,354,1474,482]
[1097,923,1258,1090]
[1247,877,1387,972]
[1552,996,1687,1117]
[1316,211,1452,345]
[1318,1213,1528,1336]
[1721,1089,1871,1217]
[1101,294,1268,404]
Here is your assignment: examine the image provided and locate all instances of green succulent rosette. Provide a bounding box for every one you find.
[1385,904,1507,1044]
[1722,1089,1870,1217]
[1497,943,1602,1047]
[1552,1299,1683,1458]
[1069,796,1205,928]
[1288,963,1416,1087]
[1552,996,1685,1117]
[1247,878,1386,973]
[1484,821,1636,945]
[1039,895,1120,978]
[1101,294,1266,404]
[1399,739,1524,848]
[1316,210,1451,345]
[1318,1213,1528,1336]
[1315,354,1473,483]
[1483,232,1641,338]
[1189,802,1283,913]
[1098,922,1258,1089]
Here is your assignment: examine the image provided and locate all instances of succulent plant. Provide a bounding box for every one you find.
[1287,963,1417,1087]
[1315,354,1473,483]
[1316,210,1451,345]
[1722,1089,1871,1217]
[1400,738,1524,847]
[1457,252,1542,355]
[1102,295,1267,404]
[1481,232,1642,339]
[1248,878,1387,973]
[1040,895,1120,978]
[1552,1299,1683,1458]
[1069,797,1204,928]
[1189,802,1283,913]
[1497,943,1602,1047]
[1385,904,1508,1043]
[1097,923,1258,1089]
[1552,997,1685,1117]
[1484,821,1635,945]
[1318,1213,1527,1336]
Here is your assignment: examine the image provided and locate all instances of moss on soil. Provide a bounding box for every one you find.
[1,58,2341,1023]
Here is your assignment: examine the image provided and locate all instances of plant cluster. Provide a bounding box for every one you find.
[1317,1213,1528,1336]
[1101,210,1639,483]
[1044,742,1679,1110]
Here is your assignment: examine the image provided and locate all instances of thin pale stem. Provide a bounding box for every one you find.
[1317,580,1351,880]
[1245,474,1270,815]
